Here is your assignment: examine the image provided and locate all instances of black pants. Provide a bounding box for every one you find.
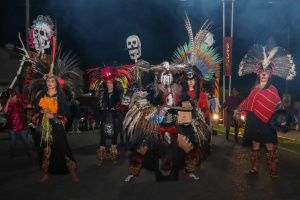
[100,129,119,146]
[116,110,128,144]
[226,113,239,138]
[99,111,120,146]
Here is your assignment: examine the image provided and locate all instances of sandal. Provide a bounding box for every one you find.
[245,168,259,174]
[270,170,278,178]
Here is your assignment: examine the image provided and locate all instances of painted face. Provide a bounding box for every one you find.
[46,78,57,89]
[107,80,114,91]
[187,79,195,88]
[259,72,270,83]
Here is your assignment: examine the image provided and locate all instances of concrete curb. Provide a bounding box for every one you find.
[214,127,300,142]
[214,128,300,155]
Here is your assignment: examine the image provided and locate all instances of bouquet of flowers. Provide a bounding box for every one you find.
[38,96,58,147]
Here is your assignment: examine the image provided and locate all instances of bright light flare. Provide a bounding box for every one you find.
[241,115,245,120]
[213,114,219,120]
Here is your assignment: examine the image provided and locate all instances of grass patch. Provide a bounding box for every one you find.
[213,124,300,153]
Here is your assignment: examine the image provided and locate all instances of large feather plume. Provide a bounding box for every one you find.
[150,61,187,74]
[87,65,132,95]
[239,44,296,80]
[172,15,221,81]
[28,42,82,101]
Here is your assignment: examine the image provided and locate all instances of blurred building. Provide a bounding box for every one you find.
[0,47,25,94]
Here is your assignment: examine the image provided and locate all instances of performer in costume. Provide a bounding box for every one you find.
[18,33,82,182]
[172,16,221,122]
[150,62,201,181]
[87,64,132,165]
[172,15,221,156]
[123,59,210,182]
[236,41,296,178]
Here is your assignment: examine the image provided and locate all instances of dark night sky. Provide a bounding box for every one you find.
[0,0,299,101]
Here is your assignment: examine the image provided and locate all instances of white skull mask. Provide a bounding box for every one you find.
[126,35,142,60]
[33,23,52,54]
[160,71,173,86]
[121,95,131,106]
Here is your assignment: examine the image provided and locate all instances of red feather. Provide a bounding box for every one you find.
[52,37,56,63]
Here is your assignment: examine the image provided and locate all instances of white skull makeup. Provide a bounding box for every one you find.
[29,15,54,54]
[126,35,142,61]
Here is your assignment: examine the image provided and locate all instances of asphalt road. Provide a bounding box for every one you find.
[1,130,300,200]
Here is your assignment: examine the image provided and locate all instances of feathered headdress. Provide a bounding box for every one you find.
[149,61,186,89]
[17,33,82,101]
[150,61,186,74]
[172,15,221,81]
[239,44,296,80]
[87,65,132,95]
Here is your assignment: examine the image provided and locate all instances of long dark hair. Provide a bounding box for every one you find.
[182,77,201,101]
[35,79,68,114]
[252,74,272,90]
[1,88,16,103]
[98,81,124,109]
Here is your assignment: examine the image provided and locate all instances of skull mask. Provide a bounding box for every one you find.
[160,71,173,86]
[121,95,131,106]
[126,35,142,60]
[160,62,173,86]
[29,15,54,54]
